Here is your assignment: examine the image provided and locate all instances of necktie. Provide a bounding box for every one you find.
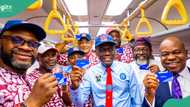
[172,74,182,99]
[106,67,112,107]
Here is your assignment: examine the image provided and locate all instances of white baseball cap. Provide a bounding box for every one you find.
[37,41,58,54]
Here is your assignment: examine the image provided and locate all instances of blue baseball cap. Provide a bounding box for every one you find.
[76,33,91,41]
[0,20,46,41]
[67,47,85,57]
[95,34,116,48]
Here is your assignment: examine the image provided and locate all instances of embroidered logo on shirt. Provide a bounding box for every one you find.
[120,73,126,80]
[95,74,101,82]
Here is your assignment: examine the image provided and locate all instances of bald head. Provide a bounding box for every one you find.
[160,36,185,50]
[159,36,188,73]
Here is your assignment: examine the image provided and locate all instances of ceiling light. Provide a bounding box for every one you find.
[105,0,132,16]
[75,21,89,33]
[64,0,88,15]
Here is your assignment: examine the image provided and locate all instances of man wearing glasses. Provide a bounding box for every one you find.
[130,37,163,96]
[0,20,59,107]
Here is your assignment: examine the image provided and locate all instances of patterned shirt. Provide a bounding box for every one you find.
[57,54,69,66]
[26,69,66,107]
[0,67,30,107]
[116,44,134,63]
[83,50,99,68]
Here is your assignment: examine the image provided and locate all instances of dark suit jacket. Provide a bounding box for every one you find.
[142,82,173,107]
[142,67,190,107]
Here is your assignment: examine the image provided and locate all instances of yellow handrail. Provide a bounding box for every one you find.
[121,27,133,42]
[135,8,153,35]
[161,0,188,25]
[73,23,79,35]
[65,15,73,33]
[60,34,77,46]
[44,0,67,35]
[27,0,43,11]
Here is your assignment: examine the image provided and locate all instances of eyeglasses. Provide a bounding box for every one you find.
[1,35,41,48]
[134,47,149,53]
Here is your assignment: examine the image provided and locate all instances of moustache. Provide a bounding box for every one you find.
[12,48,34,57]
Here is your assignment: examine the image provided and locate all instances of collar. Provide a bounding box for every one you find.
[179,66,190,80]
[101,61,116,74]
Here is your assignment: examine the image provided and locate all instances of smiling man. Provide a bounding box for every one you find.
[0,20,59,107]
[142,36,190,107]
[70,34,142,107]
[26,42,72,106]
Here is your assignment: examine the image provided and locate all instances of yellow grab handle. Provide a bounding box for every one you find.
[60,35,77,46]
[161,0,188,25]
[27,0,43,11]
[52,0,57,10]
[73,23,79,35]
[135,8,153,35]
[65,16,73,33]
[122,28,133,42]
[44,10,67,35]
[44,0,67,35]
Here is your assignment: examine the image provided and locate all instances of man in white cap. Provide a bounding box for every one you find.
[26,42,72,107]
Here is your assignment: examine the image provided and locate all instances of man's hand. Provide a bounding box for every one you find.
[149,64,160,73]
[143,73,159,104]
[26,73,58,107]
[70,66,85,90]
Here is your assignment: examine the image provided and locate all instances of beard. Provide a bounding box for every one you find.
[1,47,35,74]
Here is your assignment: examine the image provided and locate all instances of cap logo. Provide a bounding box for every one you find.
[82,33,86,37]
[100,35,108,41]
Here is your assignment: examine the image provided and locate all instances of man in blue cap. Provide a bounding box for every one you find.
[0,20,59,107]
[76,33,99,67]
[70,34,143,107]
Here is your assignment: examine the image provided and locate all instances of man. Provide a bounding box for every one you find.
[70,34,142,107]
[0,20,58,107]
[107,28,133,63]
[143,36,190,107]
[56,42,73,66]
[64,47,93,107]
[130,37,163,92]
[26,42,72,106]
[77,33,99,67]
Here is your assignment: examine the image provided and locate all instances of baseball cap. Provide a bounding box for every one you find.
[38,41,58,54]
[0,20,46,41]
[67,47,85,57]
[106,28,120,35]
[95,34,116,48]
[76,33,91,41]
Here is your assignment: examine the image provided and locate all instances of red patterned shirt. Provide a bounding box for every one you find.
[0,67,30,107]
[115,44,134,63]
[26,69,66,107]
[84,51,99,68]
[57,54,69,66]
